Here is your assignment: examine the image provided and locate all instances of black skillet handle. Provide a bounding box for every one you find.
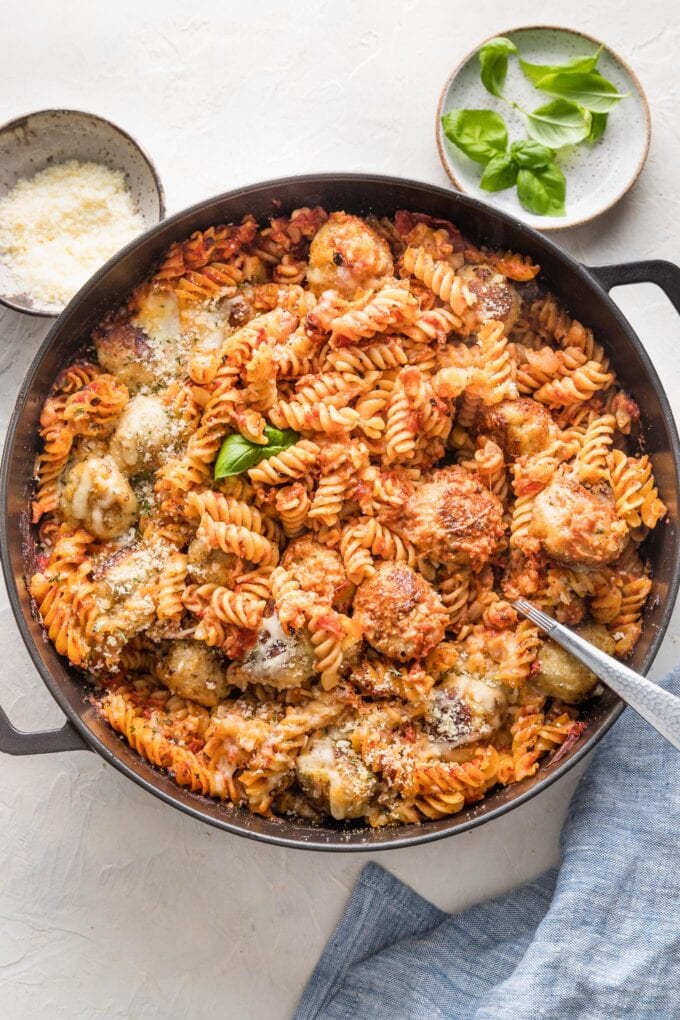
[0,704,89,754]
[588,259,680,315]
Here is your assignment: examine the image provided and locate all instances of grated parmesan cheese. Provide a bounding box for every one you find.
[0,160,146,309]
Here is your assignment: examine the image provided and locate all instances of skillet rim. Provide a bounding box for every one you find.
[2,171,678,851]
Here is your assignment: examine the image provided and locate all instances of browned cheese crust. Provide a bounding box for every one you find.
[306,211,394,298]
[478,398,556,459]
[93,319,156,390]
[352,562,447,661]
[458,263,520,332]
[530,475,628,567]
[281,535,352,609]
[388,466,505,569]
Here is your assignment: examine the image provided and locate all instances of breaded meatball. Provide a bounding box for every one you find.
[531,475,627,567]
[187,535,241,587]
[390,467,505,569]
[227,611,315,690]
[156,640,228,708]
[93,543,161,604]
[535,623,615,703]
[109,394,174,473]
[61,455,138,540]
[478,398,556,459]
[95,289,185,389]
[306,212,394,299]
[427,673,508,748]
[282,535,352,609]
[93,319,157,391]
[353,562,447,661]
[458,263,520,331]
[296,735,377,820]
[89,542,163,667]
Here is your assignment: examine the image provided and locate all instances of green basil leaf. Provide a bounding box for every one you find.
[586,110,608,142]
[516,163,566,216]
[480,153,518,192]
[214,434,265,479]
[534,71,627,112]
[478,36,517,97]
[214,426,300,479]
[441,109,508,165]
[262,425,298,448]
[525,99,591,148]
[519,47,603,85]
[259,427,299,460]
[509,139,554,168]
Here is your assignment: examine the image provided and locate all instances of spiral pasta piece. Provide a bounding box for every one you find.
[183,389,240,467]
[272,328,315,378]
[340,517,416,584]
[325,340,408,374]
[402,246,476,322]
[247,439,320,485]
[194,611,229,647]
[269,397,360,435]
[63,375,129,437]
[234,566,274,602]
[274,483,311,537]
[306,606,351,689]
[54,362,101,394]
[398,305,461,344]
[186,490,279,541]
[197,516,280,566]
[575,414,616,485]
[329,282,417,345]
[157,553,189,623]
[384,377,417,463]
[461,438,508,505]
[492,620,542,688]
[210,587,266,629]
[414,747,502,818]
[608,572,653,655]
[474,319,518,405]
[609,451,666,529]
[439,568,471,628]
[32,425,74,522]
[533,360,614,406]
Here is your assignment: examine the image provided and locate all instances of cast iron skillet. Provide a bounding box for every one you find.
[2,174,680,851]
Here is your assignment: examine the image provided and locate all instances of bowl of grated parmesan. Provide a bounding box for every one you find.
[0,108,165,317]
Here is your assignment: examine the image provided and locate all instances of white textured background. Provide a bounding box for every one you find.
[1,2,679,1017]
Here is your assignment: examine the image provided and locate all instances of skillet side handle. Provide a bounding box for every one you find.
[0,705,89,754]
[588,259,680,315]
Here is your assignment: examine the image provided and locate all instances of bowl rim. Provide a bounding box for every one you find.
[435,23,652,231]
[0,106,166,318]
[2,171,678,850]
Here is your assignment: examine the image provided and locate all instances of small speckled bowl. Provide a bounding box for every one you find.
[436,26,651,231]
[0,109,165,317]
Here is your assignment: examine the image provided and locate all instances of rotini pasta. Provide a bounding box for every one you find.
[28,206,666,829]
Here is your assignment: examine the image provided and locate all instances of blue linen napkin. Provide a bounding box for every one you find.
[295,672,680,1020]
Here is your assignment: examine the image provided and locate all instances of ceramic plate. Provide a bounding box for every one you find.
[436,26,650,231]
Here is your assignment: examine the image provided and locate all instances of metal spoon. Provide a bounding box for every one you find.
[513,598,680,752]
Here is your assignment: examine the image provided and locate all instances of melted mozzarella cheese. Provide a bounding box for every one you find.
[110,394,172,471]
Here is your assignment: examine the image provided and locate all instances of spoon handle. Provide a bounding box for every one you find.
[514,599,680,752]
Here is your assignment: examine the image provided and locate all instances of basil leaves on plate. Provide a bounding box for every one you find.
[441,36,626,216]
[441,109,507,164]
[479,36,517,98]
[443,109,564,215]
[525,99,591,148]
[517,164,566,217]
